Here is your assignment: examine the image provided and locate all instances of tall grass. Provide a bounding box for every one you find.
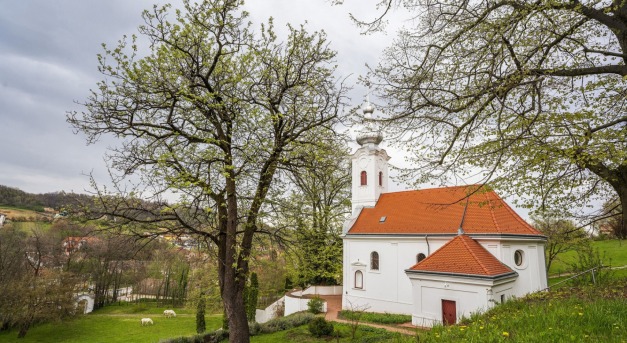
[414,282,627,342]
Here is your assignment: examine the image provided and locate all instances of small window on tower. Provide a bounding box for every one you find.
[417,253,426,263]
[379,171,383,186]
[360,171,367,186]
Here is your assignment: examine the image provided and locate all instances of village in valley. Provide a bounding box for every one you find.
[1,1,626,342]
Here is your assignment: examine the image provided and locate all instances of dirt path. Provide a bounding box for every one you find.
[319,294,419,336]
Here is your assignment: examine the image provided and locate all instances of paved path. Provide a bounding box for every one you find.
[319,294,419,336]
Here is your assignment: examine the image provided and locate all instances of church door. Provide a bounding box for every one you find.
[442,300,456,325]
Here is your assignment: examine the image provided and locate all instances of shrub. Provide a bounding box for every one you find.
[338,310,412,324]
[307,296,324,314]
[308,317,334,337]
[248,321,261,336]
[259,311,314,334]
[158,329,228,343]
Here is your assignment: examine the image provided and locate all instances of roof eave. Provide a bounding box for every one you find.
[405,269,518,281]
[344,233,546,240]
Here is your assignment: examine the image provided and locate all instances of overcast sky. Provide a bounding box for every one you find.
[0,0,407,195]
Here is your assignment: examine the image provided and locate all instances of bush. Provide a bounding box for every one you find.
[259,311,315,334]
[248,321,261,336]
[307,296,324,314]
[338,310,412,324]
[308,317,334,337]
[158,329,228,343]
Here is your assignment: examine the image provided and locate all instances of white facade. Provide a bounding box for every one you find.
[342,234,547,325]
[406,272,517,327]
[342,235,449,314]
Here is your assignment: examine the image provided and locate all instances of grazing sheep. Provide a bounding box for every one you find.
[163,309,176,318]
[141,318,154,326]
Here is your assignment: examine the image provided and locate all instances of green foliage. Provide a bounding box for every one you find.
[159,328,228,343]
[246,272,260,321]
[259,312,315,334]
[338,310,411,325]
[568,243,613,286]
[307,317,334,337]
[195,292,206,334]
[307,297,324,314]
[222,311,228,331]
[532,213,588,272]
[69,0,347,339]
[366,0,627,236]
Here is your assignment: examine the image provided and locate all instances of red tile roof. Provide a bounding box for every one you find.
[408,235,515,277]
[348,185,540,236]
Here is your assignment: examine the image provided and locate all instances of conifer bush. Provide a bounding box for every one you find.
[308,317,334,337]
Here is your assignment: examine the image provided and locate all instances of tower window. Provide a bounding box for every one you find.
[417,253,426,263]
[370,251,379,270]
[379,171,383,186]
[360,171,367,185]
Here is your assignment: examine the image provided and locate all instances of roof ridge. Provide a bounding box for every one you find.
[489,191,538,234]
[459,235,490,275]
[484,191,501,232]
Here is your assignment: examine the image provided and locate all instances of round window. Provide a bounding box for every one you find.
[514,250,524,266]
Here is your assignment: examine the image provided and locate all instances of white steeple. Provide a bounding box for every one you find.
[350,98,390,215]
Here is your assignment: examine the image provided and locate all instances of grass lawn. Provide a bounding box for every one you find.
[418,281,627,342]
[0,303,222,343]
[549,239,627,276]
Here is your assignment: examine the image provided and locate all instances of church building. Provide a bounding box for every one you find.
[341,103,548,327]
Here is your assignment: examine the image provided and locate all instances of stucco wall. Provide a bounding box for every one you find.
[342,235,449,314]
[343,235,548,318]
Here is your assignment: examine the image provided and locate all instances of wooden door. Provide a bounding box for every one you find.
[442,300,456,325]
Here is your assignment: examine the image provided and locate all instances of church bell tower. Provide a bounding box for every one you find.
[350,101,390,215]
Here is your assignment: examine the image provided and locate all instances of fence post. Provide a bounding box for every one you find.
[591,268,596,285]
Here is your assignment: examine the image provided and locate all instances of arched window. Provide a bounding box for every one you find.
[379,171,383,186]
[370,251,379,270]
[360,171,367,185]
[354,270,363,289]
[417,253,426,263]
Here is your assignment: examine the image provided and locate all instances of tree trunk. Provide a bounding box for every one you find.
[223,280,249,342]
[17,322,30,338]
[618,186,627,239]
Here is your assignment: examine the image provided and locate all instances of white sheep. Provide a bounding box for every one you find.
[163,309,176,318]
[141,318,154,326]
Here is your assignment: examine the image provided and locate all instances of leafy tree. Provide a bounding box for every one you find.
[67,0,345,341]
[0,226,79,338]
[531,214,587,273]
[596,198,624,238]
[353,0,627,235]
[271,139,349,286]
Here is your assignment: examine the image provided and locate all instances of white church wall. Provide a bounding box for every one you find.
[476,238,548,297]
[342,235,449,315]
[407,274,516,327]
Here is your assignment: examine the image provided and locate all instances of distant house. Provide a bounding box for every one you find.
[342,106,547,327]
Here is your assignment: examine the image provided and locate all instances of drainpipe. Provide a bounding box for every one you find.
[425,235,430,255]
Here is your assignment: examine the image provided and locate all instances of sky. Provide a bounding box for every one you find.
[0,0,409,195]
